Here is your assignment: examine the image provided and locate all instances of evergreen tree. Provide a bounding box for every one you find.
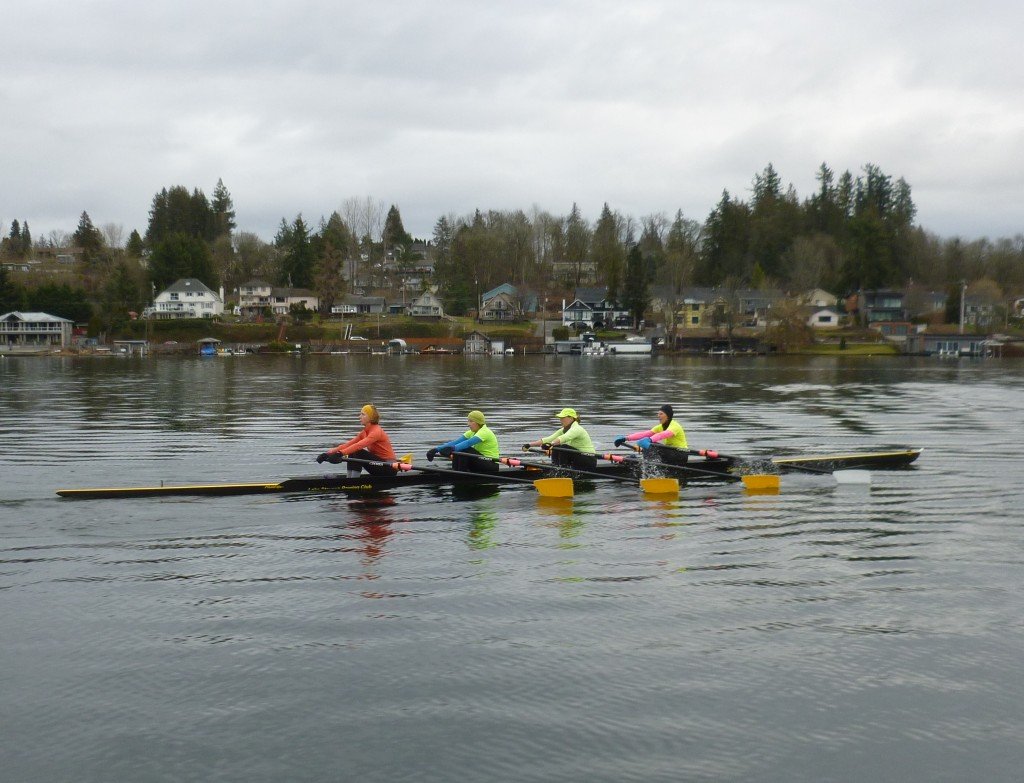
[748,163,800,280]
[148,233,217,290]
[697,191,750,284]
[320,212,358,285]
[73,211,105,268]
[211,178,236,238]
[622,245,649,327]
[21,222,31,256]
[26,282,93,323]
[101,260,143,329]
[312,240,346,314]
[591,204,623,299]
[433,215,455,268]
[126,230,145,258]
[564,203,590,286]
[0,265,26,312]
[275,215,315,288]
[382,205,413,252]
[146,186,215,245]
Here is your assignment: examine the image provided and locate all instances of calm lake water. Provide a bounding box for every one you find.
[2,354,1023,782]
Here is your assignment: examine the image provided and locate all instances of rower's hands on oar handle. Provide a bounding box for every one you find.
[636,437,652,450]
[426,448,438,462]
[521,443,532,452]
[316,451,344,464]
[613,436,628,447]
[439,446,454,458]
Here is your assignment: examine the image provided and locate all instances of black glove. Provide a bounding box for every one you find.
[541,442,553,451]
[613,436,627,447]
[522,443,532,451]
[426,448,438,462]
[316,452,329,464]
[439,446,454,458]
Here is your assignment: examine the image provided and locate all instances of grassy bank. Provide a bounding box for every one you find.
[792,342,900,356]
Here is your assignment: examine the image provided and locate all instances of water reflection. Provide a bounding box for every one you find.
[467,508,498,551]
[336,496,406,577]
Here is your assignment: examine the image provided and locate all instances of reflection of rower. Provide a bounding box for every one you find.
[344,496,400,569]
[316,404,398,477]
[426,410,501,475]
[524,407,597,470]
[614,404,688,466]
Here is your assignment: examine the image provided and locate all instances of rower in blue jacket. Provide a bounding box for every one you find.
[426,410,501,474]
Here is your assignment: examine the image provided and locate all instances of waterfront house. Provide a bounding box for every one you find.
[331,295,387,315]
[561,287,628,330]
[806,307,843,329]
[0,311,74,351]
[463,330,495,354]
[408,290,445,318]
[964,293,998,327]
[480,283,531,321]
[237,280,319,318]
[905,331,993,357]
[858,290,908,324]
[146,279,224,319]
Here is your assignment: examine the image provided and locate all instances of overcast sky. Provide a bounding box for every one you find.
[2,1,1022,245]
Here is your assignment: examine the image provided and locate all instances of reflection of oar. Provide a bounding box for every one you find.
[500,450,679,495]
[684,447,870,485]
[608,447,780,492]
[342,454,575,498]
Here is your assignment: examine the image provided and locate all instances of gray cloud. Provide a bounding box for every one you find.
[2,0,1021,242]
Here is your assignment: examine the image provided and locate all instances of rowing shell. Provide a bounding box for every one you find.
[55,448,921,500]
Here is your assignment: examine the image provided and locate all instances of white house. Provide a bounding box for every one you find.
[408,290,445,318]
[236,280,319,317]
[806,307,843,329]
[145,278,224,319]
[331,295,386,315]
[0,311,74,350]
[562,287,629,330]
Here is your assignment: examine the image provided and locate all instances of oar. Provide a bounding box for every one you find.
[684,447,870,485]
[609,447,780,492]
[496,451,679,495]
[342,454,574,498]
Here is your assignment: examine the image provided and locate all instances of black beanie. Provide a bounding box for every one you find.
[660,404,674,419]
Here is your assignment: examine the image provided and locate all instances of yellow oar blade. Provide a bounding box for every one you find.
[639,477,680,495]
[534,477,574,498]
[741,474,780,492]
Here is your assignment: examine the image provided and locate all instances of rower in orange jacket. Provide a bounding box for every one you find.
[317,404,398,476]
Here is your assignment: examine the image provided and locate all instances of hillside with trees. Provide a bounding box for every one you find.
[2,163,1023,334]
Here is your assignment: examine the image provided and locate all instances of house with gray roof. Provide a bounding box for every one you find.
[1,311,74,351]
[145,278,224,319]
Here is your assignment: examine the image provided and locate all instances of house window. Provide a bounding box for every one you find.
[691,316,699,325]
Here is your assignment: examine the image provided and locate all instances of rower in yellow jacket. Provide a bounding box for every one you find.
[426,410,501,474]
[614,404,689,465]
[523,407,597,470]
